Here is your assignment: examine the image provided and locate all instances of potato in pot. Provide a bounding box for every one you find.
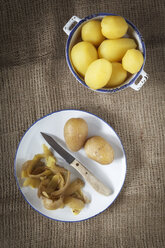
[105,62,127,88]
[122,48,144,74]
[101,16,128,39]
[70,41,98,77]
[81,20,105,46]
[85,58,112,90]
[98,38,137,62]
[84,136,114,165]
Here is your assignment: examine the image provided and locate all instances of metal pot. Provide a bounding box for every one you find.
[63,13,148,93]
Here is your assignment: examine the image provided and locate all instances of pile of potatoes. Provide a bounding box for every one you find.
[70,16,144,90]
[64,118,114,165]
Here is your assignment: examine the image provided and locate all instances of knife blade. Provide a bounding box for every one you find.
[41,132,112,196]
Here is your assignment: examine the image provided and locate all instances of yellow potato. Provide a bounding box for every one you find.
[101,15,128,39]
[81,20,105,46]
[85,59,112,90]
[122,49,144,74]
[64,118,88,152]
[98,38,137,62]
[84,136,114,165]
[70,41,98,77]
[105,62,127,88]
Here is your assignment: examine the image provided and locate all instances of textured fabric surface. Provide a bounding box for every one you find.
[0,0,165,247]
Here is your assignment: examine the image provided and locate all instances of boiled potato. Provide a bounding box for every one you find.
[101,15,128,39]
[105,62,127,88]
[98,38,137,62]
[85,59,112,90]
[122,49,144,74]
[84,136,114,165]
[64,118,88,152]
[81,20,105,46]
[71,41,98,77]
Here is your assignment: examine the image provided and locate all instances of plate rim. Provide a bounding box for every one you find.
[14,109,127,222]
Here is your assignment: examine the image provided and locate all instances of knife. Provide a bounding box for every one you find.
[41,132,112,196]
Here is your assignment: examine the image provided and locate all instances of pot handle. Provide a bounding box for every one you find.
[63,16,81,35]
[130,70,149,91]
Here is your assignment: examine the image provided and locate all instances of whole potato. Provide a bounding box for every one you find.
[105,62,127,88]
[84,136,114,165]
[64,118,88,152]
[98,38,137,62]
[101,16,128,39]
[71,41,98,77]
[85,59,112,90]
[81,20,105,46]
[122,49,144,74]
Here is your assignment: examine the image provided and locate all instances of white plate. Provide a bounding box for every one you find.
[14,109,126,222]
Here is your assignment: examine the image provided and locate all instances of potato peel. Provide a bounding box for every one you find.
[21,145,88,214]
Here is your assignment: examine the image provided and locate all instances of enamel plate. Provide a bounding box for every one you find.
[14,109,126,222]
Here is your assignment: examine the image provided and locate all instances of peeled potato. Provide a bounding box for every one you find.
[70,41,98,77]
[81,20,105,46]
[84,136,114,165]
[101,15,128,39]
[122,49,144,74]
[64,118,88,152]
[105,62,127,88]
[85,59,112,90]
[98,38,137,62]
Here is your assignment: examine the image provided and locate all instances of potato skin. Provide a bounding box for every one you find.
[84,136,114,165]
[64,118,88,152]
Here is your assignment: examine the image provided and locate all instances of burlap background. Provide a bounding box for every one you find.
[0,0,165,247]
